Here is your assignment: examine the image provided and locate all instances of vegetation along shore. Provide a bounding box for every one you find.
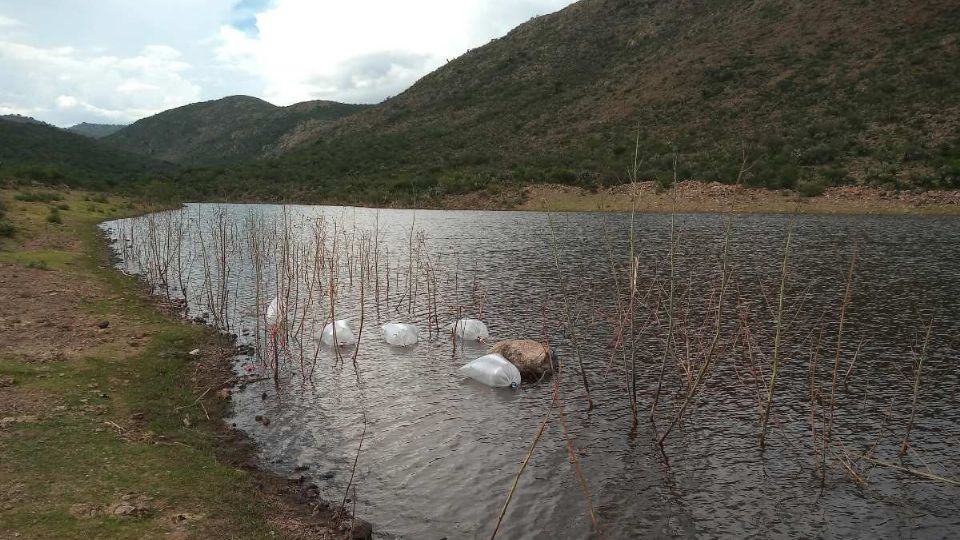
[0,188,370,539]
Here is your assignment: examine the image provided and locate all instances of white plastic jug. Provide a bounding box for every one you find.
[265,297,282,328]
[459,353,521,388]
[381,323,419,346]
[319,319,357,347]
[446,318,489,341]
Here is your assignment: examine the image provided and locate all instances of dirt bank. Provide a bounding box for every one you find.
[443,182,960,214]
[0,189,368,539]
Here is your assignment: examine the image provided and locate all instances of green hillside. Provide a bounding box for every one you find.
[68,122,126,139]
[174,0,960,204]
[0,119,172,190]
[103,96,371,165]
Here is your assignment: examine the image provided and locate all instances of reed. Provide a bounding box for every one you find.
[900,317,934,455]
[658,218,732,445]
[759,220,793,449]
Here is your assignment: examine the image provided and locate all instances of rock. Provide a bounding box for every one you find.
[488,340,556,381]
[97,320,110,329]
[113,503,137,516]
[188,349,200,356]
[296,482,320,503]
[69,502,100,518]
[0,416,40,429]
[351,518,374,540]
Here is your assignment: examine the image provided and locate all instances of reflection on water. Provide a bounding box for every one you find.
[103,205,960,539]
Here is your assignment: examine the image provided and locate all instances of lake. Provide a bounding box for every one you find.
[102,204,960,539]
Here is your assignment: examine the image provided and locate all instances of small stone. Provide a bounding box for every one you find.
[97,320,110,329]
[113,503,136,516]
[351,518,373,539]
[216,388,231,399]
[188,349,200,356]
[182,416,192,428]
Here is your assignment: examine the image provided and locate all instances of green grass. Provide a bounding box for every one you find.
[15,191,63,203]
[0,188,296,539]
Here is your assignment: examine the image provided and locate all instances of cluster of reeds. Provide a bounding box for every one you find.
[108,201,956,538]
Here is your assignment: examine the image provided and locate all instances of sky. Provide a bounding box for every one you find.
[0,0,576,127]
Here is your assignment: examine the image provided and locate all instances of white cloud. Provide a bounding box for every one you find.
[0,14,22,28]
[0,39,201,125]
[215,0,576,104]
[0,0,576,125]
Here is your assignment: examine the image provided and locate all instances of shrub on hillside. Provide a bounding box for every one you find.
[796,179,827,197]
[46,206,62,224]
[15,191,63,203]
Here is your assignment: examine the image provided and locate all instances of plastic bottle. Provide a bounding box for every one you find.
[446,318,490,341]
[319,320,357,347]
[381,323,419,346]
[459,353,521,388]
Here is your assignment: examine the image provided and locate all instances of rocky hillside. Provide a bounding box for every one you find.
[0,119,171,189]
[180,0,958,204]
[103,96,370,165]
[68,122,126,139]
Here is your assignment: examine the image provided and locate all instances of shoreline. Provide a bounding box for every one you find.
[0,188,369,539]
[439,182,960,215]
[96,226,374,540]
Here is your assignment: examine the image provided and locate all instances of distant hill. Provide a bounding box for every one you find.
[0,119,172,190]
[103,96,371,165]
[177,0,959,204]
[68,122,126,139]
[0,114,49,126]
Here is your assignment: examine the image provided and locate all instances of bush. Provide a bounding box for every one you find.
[796,179,827,197]
[15,191,63,203]
[46,207,62,224]
[27,260,50,271]
[56,203,70,211]
[0,221,15,238]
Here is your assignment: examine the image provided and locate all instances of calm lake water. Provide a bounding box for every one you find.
[103,205,960,539]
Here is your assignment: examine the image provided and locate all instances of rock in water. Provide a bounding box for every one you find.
[489,340,555,381]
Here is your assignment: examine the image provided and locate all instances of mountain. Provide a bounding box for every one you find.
[68,122,126,139]
[0,114,49,126]
[0,119,172,189]
[177,0,959,203]
[103,96,371,165]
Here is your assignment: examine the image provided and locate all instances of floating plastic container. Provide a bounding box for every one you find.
[320,319,357,347]
[265,297,282,328]
[381,323,419,346]
[459,353,521,388]
[446,318,489,341]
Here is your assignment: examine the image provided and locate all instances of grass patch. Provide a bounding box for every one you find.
[0,220,14,238]
[15,191,64,203]
[0,188,298,539]
[46,206,63,224]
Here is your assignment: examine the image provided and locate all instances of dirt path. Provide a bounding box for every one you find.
[0,189,368,540]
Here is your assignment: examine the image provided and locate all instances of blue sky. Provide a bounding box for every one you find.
[0,0,575,126]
